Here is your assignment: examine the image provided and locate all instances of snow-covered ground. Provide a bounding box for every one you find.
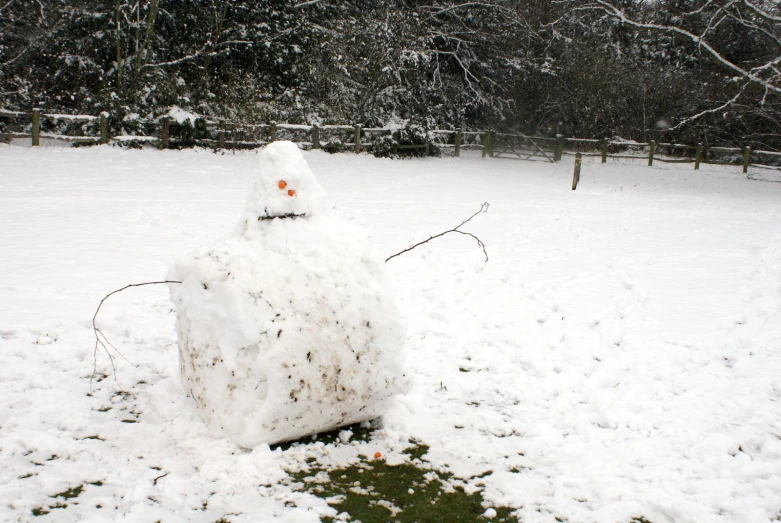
[1,144,780,523]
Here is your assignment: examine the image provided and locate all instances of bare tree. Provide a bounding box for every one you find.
[570,0,781,129]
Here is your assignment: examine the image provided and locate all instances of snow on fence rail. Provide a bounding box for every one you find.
[557,137,777,173]
[0,108,108,146]
[2,108,779,173]
[0,109,26,118]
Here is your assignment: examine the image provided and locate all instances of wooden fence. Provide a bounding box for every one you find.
[0,109,109,145]
[556,137,781,174]
[2,108,780,173]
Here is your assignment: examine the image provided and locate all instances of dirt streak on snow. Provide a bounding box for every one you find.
[1,144,780,522]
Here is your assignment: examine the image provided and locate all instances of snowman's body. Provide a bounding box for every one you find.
[168,142,407,447]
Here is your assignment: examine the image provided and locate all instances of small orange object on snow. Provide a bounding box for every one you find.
[288,189,296,197]
[278,180,287,189]
[374,452,382,459]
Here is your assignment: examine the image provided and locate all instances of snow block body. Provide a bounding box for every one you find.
[168,141,407,447]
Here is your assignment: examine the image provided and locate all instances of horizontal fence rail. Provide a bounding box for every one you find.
[0,108,108,146]
[2,108,779,174]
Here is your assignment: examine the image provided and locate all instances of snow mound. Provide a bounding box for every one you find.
[168,141,408,447]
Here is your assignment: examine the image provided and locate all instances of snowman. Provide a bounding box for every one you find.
[168,141,408,447]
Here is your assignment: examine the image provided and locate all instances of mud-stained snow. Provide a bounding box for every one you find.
[169,142,407,447]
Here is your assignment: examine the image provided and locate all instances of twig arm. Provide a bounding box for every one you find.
[91,280,181,389]
[386,202,489,262]
[91,205,490,387]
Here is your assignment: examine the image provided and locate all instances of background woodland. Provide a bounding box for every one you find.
[2,0,780,148]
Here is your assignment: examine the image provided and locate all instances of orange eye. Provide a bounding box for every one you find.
[278,180,287,189]
[288,190,296,197]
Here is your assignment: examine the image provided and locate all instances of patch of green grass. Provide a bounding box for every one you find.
[291,455,515,522]
[53,485,83,500]
[273,422,515,522]
[32,483,106,516]
[32,489,80,517]
[507,466,528,473]
[402,439,429,461]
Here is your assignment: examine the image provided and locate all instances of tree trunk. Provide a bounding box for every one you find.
[131,0,159,92]
[115,0,123,96]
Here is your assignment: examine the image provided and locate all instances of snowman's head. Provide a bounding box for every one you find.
[246,141,325,220]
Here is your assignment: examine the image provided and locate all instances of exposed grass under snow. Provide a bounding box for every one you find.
[277,424,515,522]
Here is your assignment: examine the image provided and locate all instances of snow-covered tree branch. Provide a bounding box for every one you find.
[580,0,781,95]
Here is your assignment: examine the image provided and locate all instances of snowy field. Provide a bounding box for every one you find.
[1,144,781,523]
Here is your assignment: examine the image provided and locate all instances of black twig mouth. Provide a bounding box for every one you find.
[258,213,308,221]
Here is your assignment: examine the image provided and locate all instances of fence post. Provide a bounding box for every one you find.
[481,131,489,158]
[312,124,320,149]
[454,128,462,158]
[100,113,109,144]
[554,135,564,162]
[353,124,361,153]
[269,122,277,143]
[31,109,41,146]
[694,143,702,170]
[601,139,608,164]
[648,140,655,167]
[425,142,430,156]
[218,120,225,149]
[572,152,582,190]
[488,131,496,158]
[160,117,169,149]
[743,146,752,174]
